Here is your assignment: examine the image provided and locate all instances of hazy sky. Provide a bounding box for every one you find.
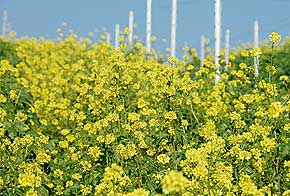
[1,0,290,57]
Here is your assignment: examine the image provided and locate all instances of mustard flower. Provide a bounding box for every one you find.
[164,111,177,121]
[0,176,3,186]
[250,48,262,56]
[26,188,38,196]
[87,146,102,160]
[72,173,82,181]
[168,56,178,64]
[157,154,170,165]
[0,94,7,103]
[269,32,281,44]
[124,188,150,196]
[162,170,189,194]
[18,173,41,187]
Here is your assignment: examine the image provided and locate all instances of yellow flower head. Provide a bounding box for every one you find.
[164,111,177,121]
[124,27,130,35]
[162,170,189,194]
[250,48,262,56]
[157,154,170,165]
[168,56,178,65]
[269,32,281,44]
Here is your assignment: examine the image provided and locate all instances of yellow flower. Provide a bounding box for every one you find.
[283,190,290,196]
[127,112,140,122]
[9,90,18,100]
[186,64,194,71]
[164,111,177,121]
[105,133,116,145]
[168,56,178,64]
[284,123,290,131]
[118,35,125,42]
[26,188,38,196]
[0,127,5,137]
[72,173,82,181]
[0,94,7,103]
[269,32,281,44]
[260,138,276,153]
[162,170,189,194]
[239,63,247,70]
[283,161,290,170]
[137,98,147,109]
[146,148,155,156]
[149,119,158,127]
[36,151,51,164]
[80,184,92,195]
[183,45,189,52]
[60,129,70,136]
[266,64,276,74]
[240,50,249,57]
[280,76,289,83]
[116,142,137,160]
[157,154,170,165]
[124,188,150,196]
[59,140,69,148]
[65,180,74,188]
[124,27,130,35]
[0,176,3,186]
[239,174,262,195]
[250,48,262,56]
[268,102,283,119]
[0,108,6,120]
[87,146,102,160]
[18,173,41,187]
[181,120,189,128]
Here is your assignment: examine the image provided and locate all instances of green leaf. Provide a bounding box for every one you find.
[36,185,49,196]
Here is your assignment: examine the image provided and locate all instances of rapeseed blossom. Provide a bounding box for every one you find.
[162,170,189,194]
[269,32,281,44]
[0,31,289,195]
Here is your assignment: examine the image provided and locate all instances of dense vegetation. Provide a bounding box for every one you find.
[0,32,290,196]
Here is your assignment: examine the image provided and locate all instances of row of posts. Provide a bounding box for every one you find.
[111,0,260,83]
[2,1,260,81]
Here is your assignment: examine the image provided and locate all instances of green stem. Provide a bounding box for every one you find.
[190,103,200,125]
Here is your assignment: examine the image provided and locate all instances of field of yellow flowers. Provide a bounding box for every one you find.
[0,32,290,196]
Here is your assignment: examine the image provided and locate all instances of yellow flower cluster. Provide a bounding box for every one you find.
[162,170,189,194]
[157,154,170,165]
[0,32,289,195]
[269,32,281,44]
[250,47,262,56]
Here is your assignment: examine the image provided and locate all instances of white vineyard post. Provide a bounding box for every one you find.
[170,0,177,57]
[225,29,230,71]
[146,0,152,52]
[214,0,221,83]
[115,24,120,49]
[128,11,134,45]
[106,33,111,44]
[200,35,205,67]
[254,18,259,77]
[2,10,10,37]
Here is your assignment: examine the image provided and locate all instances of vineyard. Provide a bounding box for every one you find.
[0,32,290,196]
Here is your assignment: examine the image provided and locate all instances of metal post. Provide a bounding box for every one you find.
[146,0,152,52]
[106,33,111,44]
[225,29,230,71]
[200,35,205,67]
[129,11,134,45]
[254,18,259,77]
[2,10,10,37]
[214,0,221,83]
[115,24,120,48]
[170,0,177,57]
